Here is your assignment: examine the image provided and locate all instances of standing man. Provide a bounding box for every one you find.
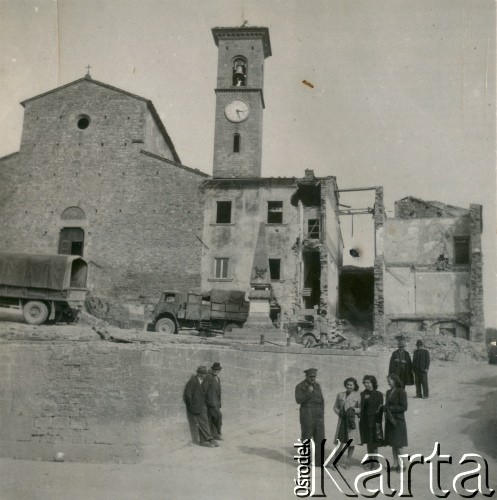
[295,368,325,463]
[183,366,219,448]
[388,336,414,388]
[412,340,430,399]
[204,362,223,440]
[314,309,329,346]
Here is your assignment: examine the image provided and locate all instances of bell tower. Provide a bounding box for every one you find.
[212,26,271,178]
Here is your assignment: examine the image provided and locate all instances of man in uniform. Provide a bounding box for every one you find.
[295,368,325,464]
[183,366,219,448]
[204,362,223,440]
[388,336,414,388]
[412,339,430,398]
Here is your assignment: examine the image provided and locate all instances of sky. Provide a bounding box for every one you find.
[0,0,495,326]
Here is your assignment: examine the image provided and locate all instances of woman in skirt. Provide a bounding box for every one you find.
[384,373,408,472]
[333,377,361,468]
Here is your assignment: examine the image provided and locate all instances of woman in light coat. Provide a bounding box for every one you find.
[333,377,361,468]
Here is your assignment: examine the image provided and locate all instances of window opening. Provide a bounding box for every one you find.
[233,134,241,153]
[232,57,247,86]
[308,219,320,239]
[215,258,229,278]
[454,237,470,264]
[77,115,90,130]
[269,259,281,280]
[163,293,176,303]
[216,201,232,223]
[267,201,283,224]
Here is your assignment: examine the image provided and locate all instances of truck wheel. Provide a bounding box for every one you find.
[302,333,317,348]
[23,301,49,325]
[155,318,176,334]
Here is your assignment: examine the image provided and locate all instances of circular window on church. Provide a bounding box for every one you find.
[77,114,91,130]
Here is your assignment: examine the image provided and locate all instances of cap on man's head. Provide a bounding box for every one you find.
[304,368,318,376]
[211,362,222,371]
[319,309,327,316]
[396,335,406,347]
[197,366,208,375]
[416,339,424,347]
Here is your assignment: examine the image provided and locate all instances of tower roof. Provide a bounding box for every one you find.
[212,26,272,58]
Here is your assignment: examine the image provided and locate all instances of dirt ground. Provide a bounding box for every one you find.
[0,312,496,499]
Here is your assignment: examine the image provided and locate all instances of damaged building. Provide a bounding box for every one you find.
[378,196,484,341]
[200,171,343,318]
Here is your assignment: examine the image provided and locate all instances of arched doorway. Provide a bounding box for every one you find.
[59,207,86,256]
[58,227,85,256]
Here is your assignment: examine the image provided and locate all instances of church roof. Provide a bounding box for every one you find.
[20,76,181,164]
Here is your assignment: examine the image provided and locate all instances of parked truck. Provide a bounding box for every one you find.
[0,252,88,325]
[149,288,250,334]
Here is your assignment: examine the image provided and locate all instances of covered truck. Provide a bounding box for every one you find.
[0,252,88,325]
[149,288,250,334]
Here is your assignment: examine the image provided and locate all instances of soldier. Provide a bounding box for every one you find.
[183,366,219,448]
[388,336,414,389]
[413,340,430,399]
[295,368,325,463]
[204,362,223,440]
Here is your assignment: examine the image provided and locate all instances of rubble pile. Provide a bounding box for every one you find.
[384,331,488,362]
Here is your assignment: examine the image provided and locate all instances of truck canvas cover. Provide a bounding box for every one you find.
[210,289,246,305]
[0,253,87,290]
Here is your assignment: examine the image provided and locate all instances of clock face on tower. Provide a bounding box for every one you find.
[224,99,250,123]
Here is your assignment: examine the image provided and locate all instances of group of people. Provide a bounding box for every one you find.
[295,337,431,470]
[182,337,431,467]
[295,369,408,471]
[389,337,430,399]
[183,362,223,448]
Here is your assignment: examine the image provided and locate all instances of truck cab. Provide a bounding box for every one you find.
[151,291,183,334]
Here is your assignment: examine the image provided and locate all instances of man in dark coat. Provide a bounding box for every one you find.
[295,368,325,463]
[204,362,223,440]
[388,337,414,387]
[412,339,430,398]
[183,366,219,448]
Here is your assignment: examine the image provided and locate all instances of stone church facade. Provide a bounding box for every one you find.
[0,77,208,310]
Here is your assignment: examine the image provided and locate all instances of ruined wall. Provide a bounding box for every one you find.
[382,208,483,340]
[323,180,343,317]
[384,268,470,316]
[394,197,469,219]
[384,217,470,265]
[469,204,484,341]
[373,188,386,337]
[0,340,379,463]
[0,79,207,311]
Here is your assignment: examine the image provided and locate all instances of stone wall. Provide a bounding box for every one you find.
[373,188,385,337]
[469,204,484,341]
[0,340,379,463]
[0,78,208,313]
